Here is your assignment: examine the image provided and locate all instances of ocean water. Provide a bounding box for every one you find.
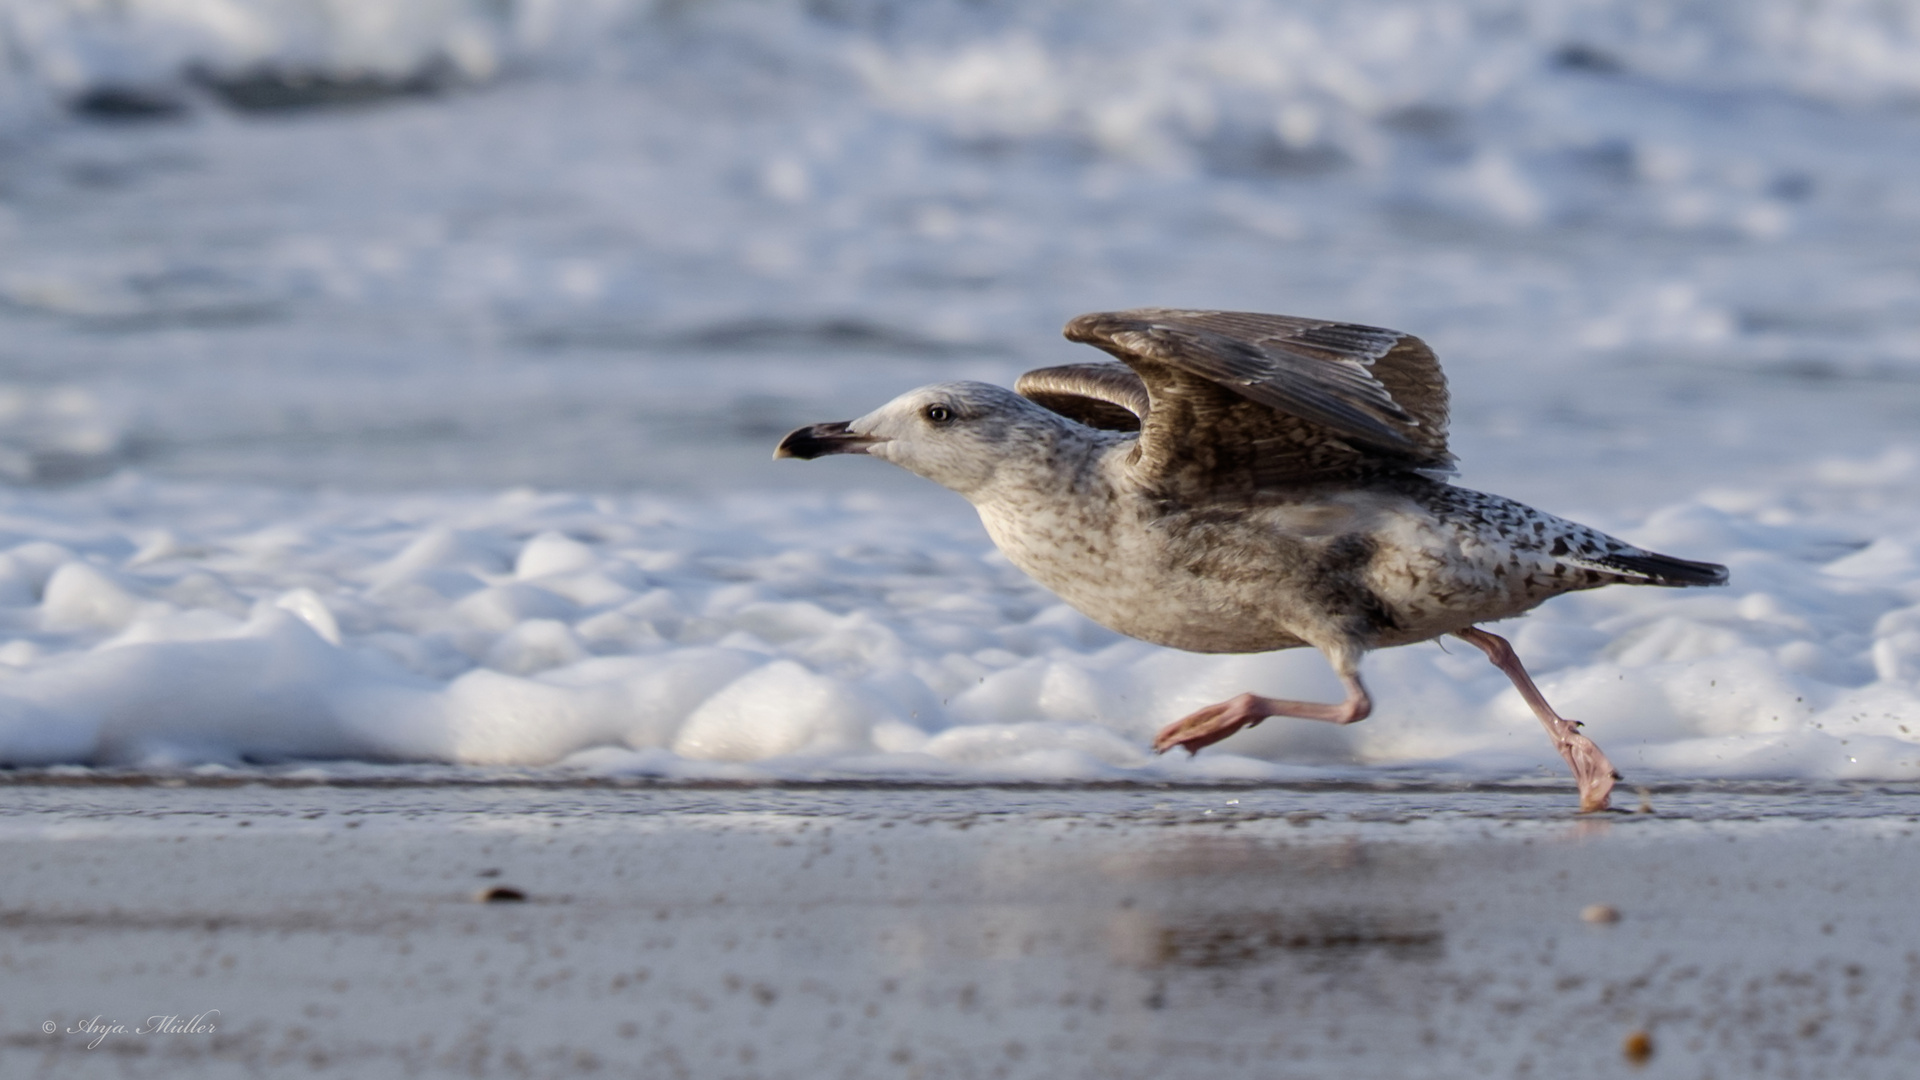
[0,0,1918,786]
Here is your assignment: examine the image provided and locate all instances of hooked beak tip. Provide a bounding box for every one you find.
[774,421,880,461]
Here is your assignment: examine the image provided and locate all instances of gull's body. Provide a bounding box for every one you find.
[778,309,1728,811]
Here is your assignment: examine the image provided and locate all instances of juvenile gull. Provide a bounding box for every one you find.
[776,309,1728,811]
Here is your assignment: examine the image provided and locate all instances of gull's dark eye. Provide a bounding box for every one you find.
[923,404,954,424]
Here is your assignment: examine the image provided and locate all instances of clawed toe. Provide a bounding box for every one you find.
[1557,723,1618,813]
[1151,712,1242,756]
[1152,694,1266,756]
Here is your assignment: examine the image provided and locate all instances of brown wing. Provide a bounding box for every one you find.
[1015,362,1147,432]
[1063,308,1452,500]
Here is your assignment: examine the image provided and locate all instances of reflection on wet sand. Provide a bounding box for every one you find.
[1127,909,1444,969]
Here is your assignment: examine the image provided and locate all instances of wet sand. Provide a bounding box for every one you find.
[3,778,1918,1078]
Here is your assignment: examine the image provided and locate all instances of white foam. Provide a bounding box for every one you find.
[0,461,1907,782]
[11,1,1920,110]
[0,1,1915,498]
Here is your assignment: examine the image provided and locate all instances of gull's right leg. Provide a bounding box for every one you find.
[1455,626,1618,813]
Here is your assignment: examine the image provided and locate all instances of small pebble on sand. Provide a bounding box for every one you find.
[1582,904,1620,923]
[1623,1030,1654,1064]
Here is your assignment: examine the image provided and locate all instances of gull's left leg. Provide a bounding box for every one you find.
[1455,626,1618,812]
[1152,646,1371,756]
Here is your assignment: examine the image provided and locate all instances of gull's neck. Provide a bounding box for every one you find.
[968,421,1125,511]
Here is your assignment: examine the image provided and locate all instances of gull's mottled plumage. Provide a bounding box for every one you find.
[777,308,1728,811]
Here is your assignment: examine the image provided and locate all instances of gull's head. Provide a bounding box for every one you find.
[775,381,1074,497]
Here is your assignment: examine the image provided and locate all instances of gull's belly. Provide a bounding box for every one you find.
[1040,543,1314,654]
[976,489,1579,655]
[977,502,1314,654]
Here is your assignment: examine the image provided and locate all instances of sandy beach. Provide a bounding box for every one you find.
[5,775,1917,1078]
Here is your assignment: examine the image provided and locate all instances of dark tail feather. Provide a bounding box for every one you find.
[1589,551,1729,587]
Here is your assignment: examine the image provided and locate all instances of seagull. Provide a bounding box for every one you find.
[775,309,1728,811]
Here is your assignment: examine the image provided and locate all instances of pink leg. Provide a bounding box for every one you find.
[1455,626,1618,813]
[1152,665,1372,756]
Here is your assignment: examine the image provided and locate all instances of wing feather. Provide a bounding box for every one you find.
[1063,308,1453,500]
[1015,363,1147,432]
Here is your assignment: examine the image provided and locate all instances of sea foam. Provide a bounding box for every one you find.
[0,462,1913,783]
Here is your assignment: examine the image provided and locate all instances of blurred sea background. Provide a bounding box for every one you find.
[0,0,1917,780]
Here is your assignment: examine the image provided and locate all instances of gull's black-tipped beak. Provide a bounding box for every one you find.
[774,421,881,460]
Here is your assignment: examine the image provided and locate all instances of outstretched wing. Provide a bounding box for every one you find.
[1015,362,1147,432]
[1062,308,1452,499]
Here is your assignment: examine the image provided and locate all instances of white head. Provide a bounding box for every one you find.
[775,381,1084,498]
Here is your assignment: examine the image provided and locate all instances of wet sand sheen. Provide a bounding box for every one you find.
[4,781,1918,1078]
